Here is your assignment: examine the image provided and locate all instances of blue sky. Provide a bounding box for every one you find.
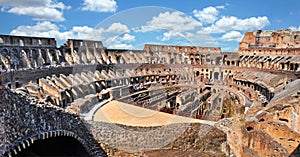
[0,0,299,51]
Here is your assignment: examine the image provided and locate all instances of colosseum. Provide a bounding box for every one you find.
[1,29,300,156]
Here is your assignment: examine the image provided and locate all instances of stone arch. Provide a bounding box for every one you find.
[226,60,231,66]
[30,49,38,67]
[1,48,9,56]
[280,63,285,70]
[295,63,299,71]
[5,130,97,157]
[231,61,235,66]
[290,63,294,71]
[190,57,194,64]
[11,48,19,57]
[38,39,42,45]
[49,49,56,63]
[15,81,22,88]
[0,37,3,44]
[40,49,49,65]
[31,49,38,59]
[206,54,211,63]
[200,73,204,81]
[10,48,19,69]
[1,87,107,157]
[19,39,24,46]
[184,57,188,64]
[214,72,219,80]
[215,56,222,65]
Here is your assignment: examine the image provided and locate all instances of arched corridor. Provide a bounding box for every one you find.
[15,136,91,157]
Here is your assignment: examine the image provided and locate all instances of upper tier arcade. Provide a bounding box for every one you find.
[238,29,300,55]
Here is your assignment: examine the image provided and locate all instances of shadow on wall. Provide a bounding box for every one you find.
[290,144,300,157]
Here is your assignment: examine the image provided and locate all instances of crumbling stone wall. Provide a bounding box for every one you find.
[89,121,227,156]
[0,86,107,157]
[238,29,300,55]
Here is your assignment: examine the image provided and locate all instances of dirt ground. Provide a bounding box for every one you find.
[93,100,215,126]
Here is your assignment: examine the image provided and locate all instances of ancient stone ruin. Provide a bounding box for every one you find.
[0,29,300,156]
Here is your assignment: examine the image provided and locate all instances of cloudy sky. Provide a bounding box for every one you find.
[0,0,299,51]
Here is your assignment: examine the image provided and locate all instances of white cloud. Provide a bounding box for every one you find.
[10,21,134,49]
[199,16,270,34]
[10,21,104,42]
[11,22,69,41]
[105,36,133,49]
[220,31,243,42]
[221,46,238,52]
[136,11,201,42]
[105,33,135,49]
[137,11,201,33]
[106,22,130,34]
[121,33,135,42]
[160,31,185,41]
[193,6,224,24]
[0,0,70,21]
[289,26,300,31]
[111,43,133,49]
[8,7,65,21]
[82,0,117,12]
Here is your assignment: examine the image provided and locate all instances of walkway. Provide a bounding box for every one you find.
[81,98,113,121]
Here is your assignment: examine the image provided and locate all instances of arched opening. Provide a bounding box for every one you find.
[184,48,188,52]
[19,40,24,46]
[0,37,3,44]
[15,82,22,88]
[215,57,222,65]
[280,63,285,70]
[1,48,9,56]
[200,74,204,81]
[290,63,294,71]
[190,58,194,64]
[246,126,253,131]
[12,48,19,57]
[260,62,264,69]
[15,136,91,157]
[226,61,230,66]
[49,49,56,63]
[214,72,219,80]
[170,58,174,64]
[195,58,200,64]
[41,49,48,65]
[206,54,211,64]
[30,49,38,67]
[184,58,188,64]
[231,61,235,66]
